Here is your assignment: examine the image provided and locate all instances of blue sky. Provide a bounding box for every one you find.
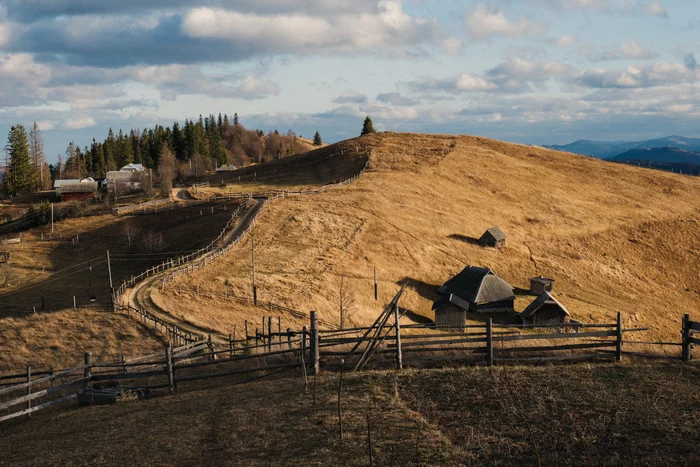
[0,0,699,162]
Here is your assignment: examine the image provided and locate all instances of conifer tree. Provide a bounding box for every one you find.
[233,113,239,126]
[5,125,34,196]
[104,128,117,171]
[29,122,47,190]
[313,131,322,146]
[361,116,376,136]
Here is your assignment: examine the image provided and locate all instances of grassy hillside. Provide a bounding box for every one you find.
[154,132,700,342]
[0,308,163,372]
[1,362,699,465]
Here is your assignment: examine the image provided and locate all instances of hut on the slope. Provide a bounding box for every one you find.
[529,276,555,295]
[59,182,98,202]
[432,266,515,329]
[519,291,571,325]
[478,227,506,248]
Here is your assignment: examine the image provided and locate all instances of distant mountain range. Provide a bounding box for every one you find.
[544,136,700,175]
[544,136,700,160]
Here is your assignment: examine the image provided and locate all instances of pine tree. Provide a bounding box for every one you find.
[29,122,46,191]
[104,128,117,171]
[5,125,34,196]
[313,131,322,146]
[361,116,376,136]
[233,113,239,126]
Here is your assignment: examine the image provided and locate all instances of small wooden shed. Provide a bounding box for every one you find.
[520,292,571,325]
[433,266,515,329]
[529,276,554,295]
[478,227,506,248]
[60,182,98,202]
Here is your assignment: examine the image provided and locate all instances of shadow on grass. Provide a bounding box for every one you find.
[448,234,480,245]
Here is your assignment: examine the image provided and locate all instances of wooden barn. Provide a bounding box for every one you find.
[60,182,98,202]
[432,266,515,329]
[520,292,571,325]
[529,276,555,295]
[478,227,506,248]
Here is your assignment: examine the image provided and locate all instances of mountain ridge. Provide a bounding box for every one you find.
[544,135,700,159]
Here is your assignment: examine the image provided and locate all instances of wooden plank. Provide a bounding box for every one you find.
[689,321,700,332]
[90,370,165,382]
[175,363,300,383]
[0,364,87,396]
[0,394,78,424]
[688,336,700,346]
[497,330,617,342]
[493,342,616,354]
[392,336,488,348]
[0,377,87,411]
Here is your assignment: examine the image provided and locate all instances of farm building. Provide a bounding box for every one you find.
[59,182,98,201]
[53,179,81,196]
[520,292,571,325]
[216,164,238,172]
[432,266,515,328]
[478,227,506,248]
[530,276,555,295]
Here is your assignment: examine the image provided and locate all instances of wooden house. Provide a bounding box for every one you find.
[529,276,554,295]
[432,266,515,329]
[60,182,98,202]
[478,227,506,248]
[520,292,571,325]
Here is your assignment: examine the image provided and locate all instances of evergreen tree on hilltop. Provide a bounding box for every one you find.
[5,125,35,196]
[361,116,376,136]
[313,131,322,146]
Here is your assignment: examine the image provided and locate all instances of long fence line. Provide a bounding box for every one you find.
[3,308,698,424]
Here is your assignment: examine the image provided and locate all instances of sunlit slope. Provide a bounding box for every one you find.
[158,132,700,341]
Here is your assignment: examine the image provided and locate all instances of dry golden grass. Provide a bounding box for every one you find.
[156,132,700,342]
[0,308,163,372]
[1,362,699,465]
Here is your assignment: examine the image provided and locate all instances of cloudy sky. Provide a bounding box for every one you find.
[1,0,699,161]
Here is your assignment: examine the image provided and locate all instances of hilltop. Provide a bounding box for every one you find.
[150,132,700,342]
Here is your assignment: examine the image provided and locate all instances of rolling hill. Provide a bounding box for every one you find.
[148,132,700,343]
[545,135,700,159]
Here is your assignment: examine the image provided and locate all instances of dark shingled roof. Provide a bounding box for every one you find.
[480,227,506,242]
[520,292,571,318]
[436,266,514,306]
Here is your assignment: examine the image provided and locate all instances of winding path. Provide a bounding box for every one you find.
[124,198,265,343]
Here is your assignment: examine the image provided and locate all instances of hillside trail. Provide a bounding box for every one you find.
[124,198,265,343]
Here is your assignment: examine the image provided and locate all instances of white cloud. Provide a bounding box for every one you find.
[333,91,368,104]
[456,73,498,91]
[181,2,441,54]
[556,35,576,46]
[237,76,280,99]
[645,0,667,17]
[63,117,96,129]
[466,4,545,41]
[620,40,656,59]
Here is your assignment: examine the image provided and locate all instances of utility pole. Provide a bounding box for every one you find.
[252,230,257,305]
[88,259,93,301]
[373,266,378,301]
[51,203,54,232]
[107,250,113,289]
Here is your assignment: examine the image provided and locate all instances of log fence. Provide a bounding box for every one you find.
[2,310,699,424]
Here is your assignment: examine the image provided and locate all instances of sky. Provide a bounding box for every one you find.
[0,0,699,163]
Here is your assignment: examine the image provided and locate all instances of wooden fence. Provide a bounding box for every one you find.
[2,307,698,424]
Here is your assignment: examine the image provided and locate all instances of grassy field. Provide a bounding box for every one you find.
[1,362,699,465]
[0,307,164,372]
[0,199,243,312]
[154,132,700,342]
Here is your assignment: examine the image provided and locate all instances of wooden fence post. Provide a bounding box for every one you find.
[84,352,92,388]
[166,343,176,394]
[287,328,292,350]
[229,334,233,358]
[26,366,31,417]
[244,320,249,348]
[486,319,493,367]
[310,311,320,375]
[207,334,215,360]
[682,313,691,362]
[616,312,623,362]
[268,316,273,352]
[394,305,402,370]
[278,316,282,349]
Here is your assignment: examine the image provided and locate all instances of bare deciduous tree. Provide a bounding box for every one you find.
[339,274,357,329]
[158,147,177,197]
[121,220,140,247]
[140,229,167,253]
